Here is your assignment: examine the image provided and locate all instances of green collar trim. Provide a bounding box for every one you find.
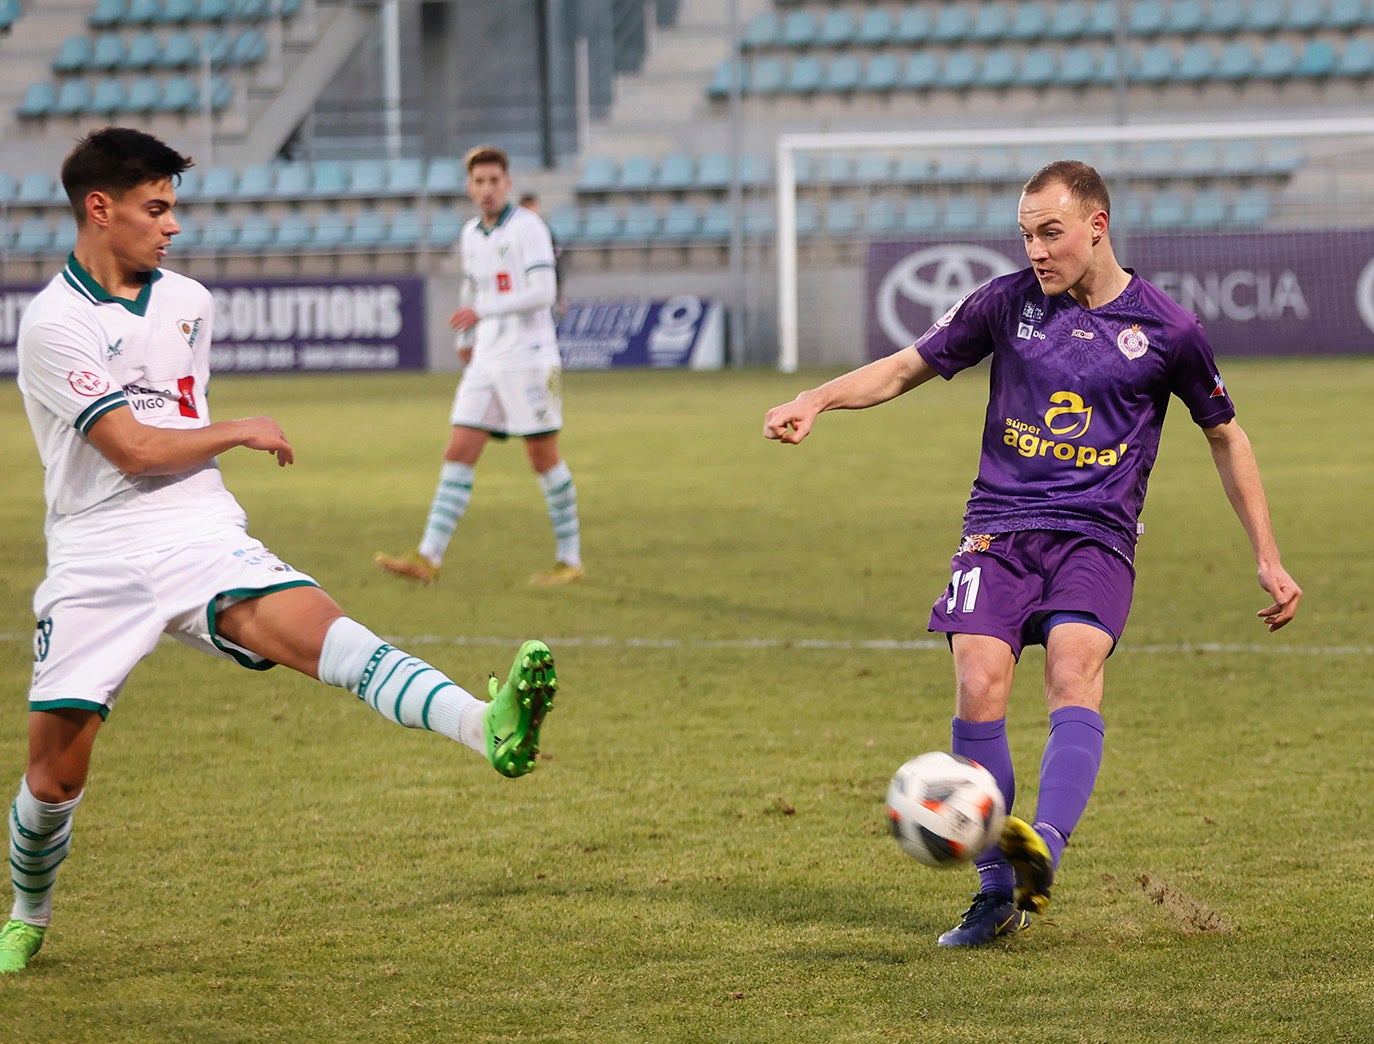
[477,203,514,236]
[63,254,161,316]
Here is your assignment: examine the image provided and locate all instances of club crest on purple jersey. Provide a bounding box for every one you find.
[1116,325,1149,360]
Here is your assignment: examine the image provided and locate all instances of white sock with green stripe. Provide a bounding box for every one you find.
[538,461,581,566]
[9,776,82,928]
[417,461,475,566]
[318,617,487,753]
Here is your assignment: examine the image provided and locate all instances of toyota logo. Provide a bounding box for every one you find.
[876,245,1020,349]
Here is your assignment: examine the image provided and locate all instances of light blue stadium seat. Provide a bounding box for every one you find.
[1189,191,1228,227]
[893,7,932,44]
[931,5,972,42]
[231,0,269,22]
[90,33,128,71]
[88,0,127,28]
[346,159,388,197]
[202,28,233,66]
[1175,41,1215,82]
[1249,0,1288,32]
[12,217,58,256]
[894,154,934,183]
[1264,138,1303,172]
[578,206,622,244]
[273,212,313,249]
[1116,194,1146,227]
[826,53,862,92]
[271,162,310,198]
[386,209,426,248]
[125,31,163,69]
[173,167,201,198]
[661,202,700,239]
[0,172,16,202]
[18,82,57,118]
[620,205,661,241]
[1230,189,1272,225]
[424,157,465,195]
[1128,0,1167,36]
[1134,42,1176,82]
[852,153,892,184]
[541,207,579,241]
[236,213,274,250]
[975,148,1016,181]
[794,200,819,238]
[386,158,425,195]
[1169,0,1208,33]
[618,155,656,191]
[1206,0,1247,32]
[693,152,730,191]
[743,201,775,238]
[54,80,93,116]
[1176,139,1218,175]
[707,59,746,98]
[979,48,1017,88]
[779,10,817,48]
[1219,139,1262,174]
[970,4,1010,41]
[817,154,853,184]
[172,213,201,249]
[1008,2,1049,40]
[196,0,230,22]
[1135,140,1176,173]
[823,199,860,237]
[1087,0,1119,35]
[863,197,901,234]
[1337,37,1374,75]
[697,202,731,240]
[126,0,162,24]
[1257,40,1298,78]
[862,53,899,91]
[89,77,128,114]
[162,0,197,22]
[308,160,350,197]
[200,217,239,250]
[941,51,978,90]
[197,165,237,198]
[1147,191,1187,227]
[855,8,894,46]
[816,9,853,47]
[741,11,780,49]
[53,36,95,73]
[942,193,982,232]
[1298,39,1338,77]
[231,28,268,65]
[786,55,824,92]
[236,164,275,198]
[0,0,21,29]
[902,52,939,90]
[428,209,464,245]
[982,192,1021,233]
[1047,1,1089,39]
[1022,48,1058,86]
[350,210,391,248]
[902,197,940,234]
[311,211,352,249]
[739,153,772,188]
[1216,42,1257,79]
[16,171,58,205]
[1286,0,1326,30]
[1326,0,1367,29]
[578,155,617,193]
[656,153,694,191]
[751,56,786,94]
[160,29,198,67]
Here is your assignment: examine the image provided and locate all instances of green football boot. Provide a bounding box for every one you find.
[484,640,557,778]
[0,919,46,974]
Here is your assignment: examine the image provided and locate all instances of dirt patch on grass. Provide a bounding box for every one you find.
[1138,873,1230,934]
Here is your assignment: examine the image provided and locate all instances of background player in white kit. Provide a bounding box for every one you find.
[0,127,558,975]
[375,145,584,587]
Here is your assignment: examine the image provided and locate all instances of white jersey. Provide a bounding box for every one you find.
[18,256,248,565]
[459,204,560,370]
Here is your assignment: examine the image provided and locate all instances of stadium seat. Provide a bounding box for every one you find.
[126,0,162,24]
[943,193,983,232]
[1188,190,1227,227]
[196,0,230,21]
[1175,42,1215,82]
[706,59,746,99]
[346,159,388,198]
[1147,191,1187,227]
[1257,41,1298,78]
[1128,0,1167,36]
[1215,42,1257,80]
[931,5,973,42]
[1021,48,1058,87]
[1286,0,1326,30]
[816,9,853,47]
[231,0,269,22]
[17,81,57,119]
[424,157,465,195]
[272,212,314,249]
[902,197,940,234]
[618,155,656,191]
[236,164,275,198]
[1007,2,1049,40]
[90,33,129,71]
[1134,43,1176,83]
[656,153,695,192]
[172,166,201,198]
[901,53,940,90]
[12,217,57,256]
[693,152,731,191]
[1326,0,1367,29]
[863,197,902,234]
[200,217,239,250]
[125,31,163,69]
[88,0,127,28]
[697,202,732,240]
[1219,139,1262,175]
[428,209,464,245]
[1230,188,1272,225]
[0,0,21,29]
[740,153,772,188]
[308,160,350,197]
[660,202,700,239]
[970,4,1010,41]
[861,53,900,92]
[1264,138,1303,173]
[89,77,128,115]
[892,6,932,45]
[230,28,268,65]
[940,51,979,90]
[16,170,59,205]
[350,209,391,249]
[1298,39,1338,77]
[742,201,775,238]
[1168,0,1208,34]
[1336,38,1374,77]
[826,54,862,92]
[386,209,427,248]
[855,8,894,47]
[740,11,780,49]
[271,162,310,198]
[578,206,622,244]
[236,214,275,250]
[162,0,197,23]
[201,28,233,66]
[1248,0,1287,32]
[578,155,617,193]
[160,29,198,68]
[385,158,425,195]
[979,48,1018,88]
[172,214,201,250]
[779,10,817,48]
[197,165,238,198]
[54,80,93,116]
[1176,139,1218,175]
[823,199,860,237]
[159,75,198,113]
[311,211,352,249]
[620,204,661,241]
[1205,0,1247,32]
[786,55,824,93]
[1046,1,1089,39]
[1116,193,1146,227]
[751,56,786,94]
[852,153,892,184]
[53,36,95,73]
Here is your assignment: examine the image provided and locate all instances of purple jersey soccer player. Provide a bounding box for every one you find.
[763,160,1302,948]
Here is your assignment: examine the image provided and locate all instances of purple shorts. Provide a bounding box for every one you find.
[927,530,1135,660]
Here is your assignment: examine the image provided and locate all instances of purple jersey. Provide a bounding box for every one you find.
[914,269,1235,560]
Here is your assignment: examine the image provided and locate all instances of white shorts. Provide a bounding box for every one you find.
[449,364,563,438]
[29,530,318,718]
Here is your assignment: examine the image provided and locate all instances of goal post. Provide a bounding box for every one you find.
[775,116,1374,373]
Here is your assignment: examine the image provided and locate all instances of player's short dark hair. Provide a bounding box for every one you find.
[60,126,193,222]
[518,192,538,206]
[1023,159,1111,216]
[464,144,509,174]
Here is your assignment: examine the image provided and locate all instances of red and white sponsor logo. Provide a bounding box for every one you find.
[67,370,110,397]
[1210,374,1227,399]
[496,271,512,292]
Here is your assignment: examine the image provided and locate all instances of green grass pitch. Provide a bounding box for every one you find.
[0,360,1371,1042]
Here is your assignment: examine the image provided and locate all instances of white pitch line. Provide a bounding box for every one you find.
[1,633,1370,656]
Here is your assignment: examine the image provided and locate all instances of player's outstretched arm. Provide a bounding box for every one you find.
[763,345,937,444]
[1202,419,1302,631]
[87,406,294,476]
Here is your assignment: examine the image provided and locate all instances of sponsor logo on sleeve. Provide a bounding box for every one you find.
[178,317,202,348]
[1210,374,1227,398]
[67,370,110,396]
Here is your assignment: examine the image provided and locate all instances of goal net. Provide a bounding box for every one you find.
[774,117,1374,372]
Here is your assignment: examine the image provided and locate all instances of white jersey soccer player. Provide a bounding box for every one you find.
[458,202,561,370]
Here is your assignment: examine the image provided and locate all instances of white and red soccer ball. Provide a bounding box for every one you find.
[885,751,1007,867]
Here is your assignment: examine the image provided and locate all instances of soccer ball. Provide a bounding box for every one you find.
[885,751,1007,868]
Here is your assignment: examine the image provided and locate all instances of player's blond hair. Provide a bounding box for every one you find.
[464,145,509,174]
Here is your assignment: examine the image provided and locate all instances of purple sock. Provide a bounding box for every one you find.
[1033,706,1106,869]
[952,717,1016,898]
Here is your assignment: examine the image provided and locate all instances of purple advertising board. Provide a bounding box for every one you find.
[0,276,427,376]
[865,230,1374,360]
[555,296,725,369]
